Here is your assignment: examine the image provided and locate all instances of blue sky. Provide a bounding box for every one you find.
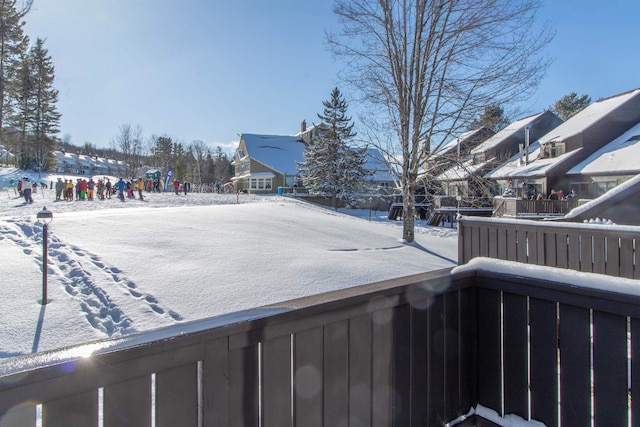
[23,0,639,153]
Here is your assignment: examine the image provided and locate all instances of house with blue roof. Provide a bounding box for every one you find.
[231,134,306,193]
[231,130,396,195]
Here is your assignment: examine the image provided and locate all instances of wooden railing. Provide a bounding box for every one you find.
[492,197,579,217]
[3,262,640,426]
[458,216,640,279]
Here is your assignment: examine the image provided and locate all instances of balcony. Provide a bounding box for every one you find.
[1,217,639,426]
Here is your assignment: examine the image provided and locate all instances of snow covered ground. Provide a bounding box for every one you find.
[0,168,458,360]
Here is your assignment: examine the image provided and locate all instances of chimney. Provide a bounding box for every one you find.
[301,120,307,133]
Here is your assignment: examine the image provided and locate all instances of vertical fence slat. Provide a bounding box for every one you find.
[580,234,594,273]
[507,228,518,262]
[43,390,98,427]
[488,226,498,258]
[294,327,323,427]
[593,236,606,274]
[529,298,558,427]
[568,233,581,270]
[459,287,477,415]
[324,320,349,426]
[502,293,528,418]
[477,287,502,415]
[497,227,507,260]
[606,237,621,277]
[556,233,569,268]
[103,376,151,427]
[0,402,36,427]
[444,291,461,422]
[544,232,558,267]
[393,304,411,426]
[516,230,527,263]
[349,315,372,427]
[372,308,394,427]
[156,363,198,427]
[593,310,628,425]
[263,335,293,427]
[229,344,259,427]
[409,301,428,426]
[203,337,229,427]
[559,304,591,426]
[427,294,445,426]
[620,238,635,279]
[632,318,640,425]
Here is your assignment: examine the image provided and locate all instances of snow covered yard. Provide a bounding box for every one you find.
[0,170,457,360]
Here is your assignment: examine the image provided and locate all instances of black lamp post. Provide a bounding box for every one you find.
[36,207,53,305]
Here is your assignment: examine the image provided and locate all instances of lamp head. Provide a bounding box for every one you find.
[37,207,53,223]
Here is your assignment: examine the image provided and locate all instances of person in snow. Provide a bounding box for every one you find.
[116,178,126,200]
[22,178,33,204]
[55,177,64,201]
[105,178,112,199]
[87,178,96,200]
[173,179,180,195]
[137,178,144,200]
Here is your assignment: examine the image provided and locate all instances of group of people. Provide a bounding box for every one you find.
[545,188,578,200]
[504,180,579,201]
[54,177,146,202]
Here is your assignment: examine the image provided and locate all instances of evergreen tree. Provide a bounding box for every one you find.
[27,38,60,172]
[0,0,31,138]
[298,87,368,209]
[551,92,591,121]
[468,104,509,133]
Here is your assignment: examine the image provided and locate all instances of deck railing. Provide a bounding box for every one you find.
[2,261,640,426]
[458,216,640,279]
[492,197,579,217]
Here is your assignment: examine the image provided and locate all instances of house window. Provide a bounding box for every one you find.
[540,141,565,159]
[250,178,272,190]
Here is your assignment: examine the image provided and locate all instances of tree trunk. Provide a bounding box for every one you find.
[402,180,415,243]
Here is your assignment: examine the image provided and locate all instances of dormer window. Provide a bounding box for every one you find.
[540,141,565,159]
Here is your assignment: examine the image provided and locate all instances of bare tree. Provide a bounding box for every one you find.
[113,123,144,176]
[330,0,553,241]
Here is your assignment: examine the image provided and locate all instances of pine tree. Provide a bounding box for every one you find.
[468,104,510,133]
[0,0,32,161]
[28,38,60,172]
[298,87,368,209]
[551,92,591,121]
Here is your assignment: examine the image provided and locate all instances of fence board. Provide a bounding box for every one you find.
[229,344,259,427]
[620,238,635,279]
[459,287,477,415]
[427,294,445,426]
[544,232,557,267]
[581,234,594,273]
[497,227,507,260]
[529,298,558,427]
[488,226,498,258]
[203,337,229,427]
[567,233,581,270]
[502,293,528,418]
[593,236,606,274]
[0,402,35,427]
[559,304,590,426]
[263,335,293,427]
[103,375,151,427]
[294,327,323,427]
[606,237,621,277]
[445,292,461,421]
[632,318,640,425]
[372,308,393,427]
[156,363,198,427]
[349,315,372,427]
[592,310,628,425]
[516,230,528,263]
[393,304,411,426]
[324,321,349,426]
[44,390,98,427]
[477,288,502,415]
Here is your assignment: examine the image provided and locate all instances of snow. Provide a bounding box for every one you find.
[567,121,640,175]
[563,171,640,219]
[446,405,545,427]
[470,112,546,154]
[0,168,458,360]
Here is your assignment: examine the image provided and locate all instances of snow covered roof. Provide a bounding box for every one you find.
[566,121,640,176]
[471,112,546,154]
[436,156,491,181]
[433,127,493,157]
[241,134,306,175]
[485,141,583,180]
[538,88,640,146]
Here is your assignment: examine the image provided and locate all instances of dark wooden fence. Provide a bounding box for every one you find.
[3,262,640,426]
[458,216,640,279]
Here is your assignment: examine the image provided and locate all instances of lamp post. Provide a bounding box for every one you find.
[36,207,53,305]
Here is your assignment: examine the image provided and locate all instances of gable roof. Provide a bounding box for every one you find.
[241,134,306,175]
[364,147,396,182]
[566,121,640,176]
[471,112,548,154]
[538,88,640,146]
